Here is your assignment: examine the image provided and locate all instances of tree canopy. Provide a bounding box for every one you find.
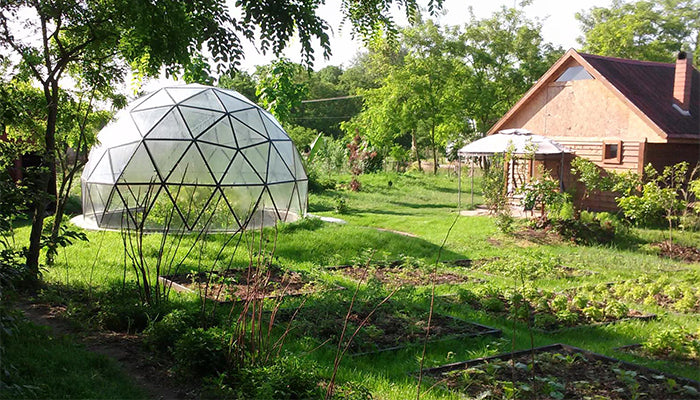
[576,0,700,63]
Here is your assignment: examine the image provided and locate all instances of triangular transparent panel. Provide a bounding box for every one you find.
[271,140,297,174]
[132,106,171,137]
[146,108,191,140]
[117,143,159,184]
[241,143,270,181]
[181,89,225,111]
[268,182,296,221]
[288,183,303,219]
[267,146,294,183]
[297,180,308,214]
[197,116,236,146]
[87,151,115,184]
[197,142,237,182]
[292,148,307,179]
[165,145,214,184]
[222,185,264,228]
[144,140,191,181]
[166,86,206,103]
[231,109,267,138]
[248,187,281,228]
[216,90,255,113]
[165,185,216,230]
[180,106,224,138]
[186,188,239,231]
[220,153,263,185]
[231,116,267,148]
[261,112,289,140]
[133,89,175,111]
[141,186,187,231]
[84,182,113,218]
[108,142,139,183]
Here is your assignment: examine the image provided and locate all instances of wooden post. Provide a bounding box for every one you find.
[470,157,474,207]
[457,157,462,210]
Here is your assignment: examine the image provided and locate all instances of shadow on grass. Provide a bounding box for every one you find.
[389,201,454,210]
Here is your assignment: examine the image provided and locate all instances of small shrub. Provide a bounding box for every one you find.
[174,327,230,378]
[334,197,348,214]
[533,313,558,330]
[144,309,196,354]
[604,301,629,319]
[582,306,605,322]
[480,297,505,312]
[494,211,515,234]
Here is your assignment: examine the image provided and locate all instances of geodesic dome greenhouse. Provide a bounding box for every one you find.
[80,84,308,232]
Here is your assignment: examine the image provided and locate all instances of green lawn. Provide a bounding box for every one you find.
[8,170,700,399]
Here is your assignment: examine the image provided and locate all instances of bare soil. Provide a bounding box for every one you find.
[18,302,195,400]
[655,240,700,263]
[285,302,499,354]
[334,265,479,287]
[163,267,320,302]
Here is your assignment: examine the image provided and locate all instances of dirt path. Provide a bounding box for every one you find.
[18,302,193,400]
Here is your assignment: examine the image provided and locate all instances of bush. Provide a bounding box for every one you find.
[94,284,170,333]
[550,217,615,245]
[144,309,197,354]
[174,327,230,378]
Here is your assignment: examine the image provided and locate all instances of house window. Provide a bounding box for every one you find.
[603,141,622,164]
[555,66,593,82]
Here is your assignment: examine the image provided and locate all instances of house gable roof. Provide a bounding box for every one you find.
[488,49,700,141]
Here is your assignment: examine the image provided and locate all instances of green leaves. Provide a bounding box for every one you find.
[577,0,700,63]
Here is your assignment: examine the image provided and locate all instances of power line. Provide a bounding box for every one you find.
[300,95,362,104]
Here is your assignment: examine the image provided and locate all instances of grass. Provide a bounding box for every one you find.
[6,169,700,399]
[0,320,145,400]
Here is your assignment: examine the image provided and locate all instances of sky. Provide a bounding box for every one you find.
[231,0,614,72]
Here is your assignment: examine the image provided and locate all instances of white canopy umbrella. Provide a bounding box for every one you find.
[458,129,571,157]
[456,129,571,208]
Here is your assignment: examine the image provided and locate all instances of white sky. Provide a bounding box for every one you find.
[233,0,614,72]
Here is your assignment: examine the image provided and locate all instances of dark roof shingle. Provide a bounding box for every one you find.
[580,53,699,138]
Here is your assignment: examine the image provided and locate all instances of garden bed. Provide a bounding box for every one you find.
[283,300,501,355]
[600,276,700,314]
[655,240,700,263]
[448,255,592,279]
[453,286,655,332]
[329,264,479,286]
[422,343,700,399]
[615,327,700,365]
[159,267,323,302]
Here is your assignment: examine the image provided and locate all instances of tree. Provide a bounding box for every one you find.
[291,66,363,138]
[1,0,442,286]
[350,19,467,173]
[460,6,563,133]
[576,0,700,63]
[218,70,258,102]
[255,58,308,127]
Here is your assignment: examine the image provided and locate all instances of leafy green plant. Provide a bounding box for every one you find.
[174,327,230,378]
[144,309,197,354]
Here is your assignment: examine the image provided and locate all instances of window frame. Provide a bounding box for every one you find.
[602,140,622,164]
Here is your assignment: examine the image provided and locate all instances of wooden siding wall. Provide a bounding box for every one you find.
[534,141,644,212]
[645,142,700,171]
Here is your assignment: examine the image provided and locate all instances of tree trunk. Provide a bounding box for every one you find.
[411,130,421,171]
[431,123,438,175]
[24,81,59,287]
